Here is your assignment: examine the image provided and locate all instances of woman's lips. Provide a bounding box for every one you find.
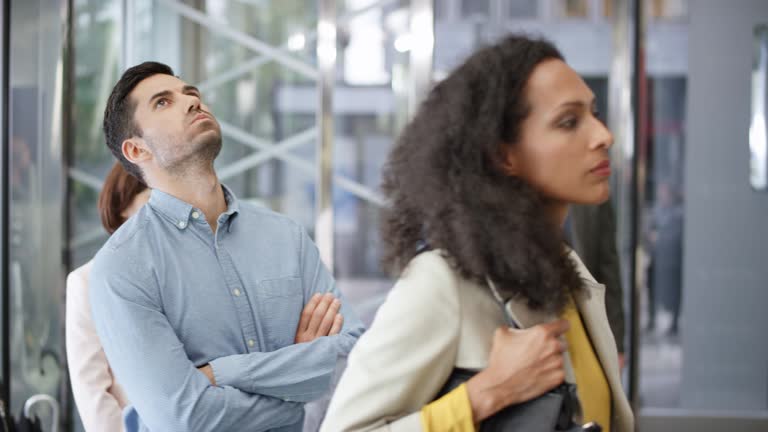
[590,160,611,177]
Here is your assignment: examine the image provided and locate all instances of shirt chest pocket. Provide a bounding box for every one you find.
[251,277,304,351]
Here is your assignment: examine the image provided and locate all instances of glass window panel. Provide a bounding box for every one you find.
[70,0,121,269]
[461,0,490,18]
[602,0,613,18]
[557,0,590,18]
[640,3,768,425]
[508,0,538,19]
[639,76,687,408]
[333,0,400,310]
[122,0,321,230]
[434,0,448,20]
[649,0,688,20]
[69,1,122,429]
[8,0,66,426]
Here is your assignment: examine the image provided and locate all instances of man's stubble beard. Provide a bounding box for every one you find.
[193,130,223,166]
[151,129,223,178]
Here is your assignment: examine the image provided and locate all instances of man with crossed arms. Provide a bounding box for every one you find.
[90,61,364,431]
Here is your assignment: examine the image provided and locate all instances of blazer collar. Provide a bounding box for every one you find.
[502,250,620,388]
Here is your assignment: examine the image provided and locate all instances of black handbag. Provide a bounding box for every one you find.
[432,278,602,432]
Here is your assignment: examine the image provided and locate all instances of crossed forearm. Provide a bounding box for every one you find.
[199,293,362,401]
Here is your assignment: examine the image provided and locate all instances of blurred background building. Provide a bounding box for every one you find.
[0,0,767,431]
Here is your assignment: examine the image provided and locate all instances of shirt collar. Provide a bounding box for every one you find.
[148,184,240,231]
[219,185,240,232]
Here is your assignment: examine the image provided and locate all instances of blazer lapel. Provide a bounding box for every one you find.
[573,280,621,390]
[571,251,634,432]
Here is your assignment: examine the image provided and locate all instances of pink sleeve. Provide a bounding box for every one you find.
[66,262,128,432]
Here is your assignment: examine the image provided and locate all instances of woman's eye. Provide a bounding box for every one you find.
[559,116,579,129]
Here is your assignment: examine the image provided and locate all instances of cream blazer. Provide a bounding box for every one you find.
[66,261,129,432]
[321,249,633,432]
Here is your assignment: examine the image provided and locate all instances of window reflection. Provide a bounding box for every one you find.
[8,0,66,426]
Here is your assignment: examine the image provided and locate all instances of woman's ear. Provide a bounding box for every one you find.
[498,143,521,176]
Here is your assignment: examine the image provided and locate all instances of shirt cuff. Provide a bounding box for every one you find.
[420,383,476,432]
[209,355,240,389]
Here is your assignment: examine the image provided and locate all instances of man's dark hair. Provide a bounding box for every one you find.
[103,61,175,182]
[381,34,583,314]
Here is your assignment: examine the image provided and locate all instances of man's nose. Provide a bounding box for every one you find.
[186,94,201,113]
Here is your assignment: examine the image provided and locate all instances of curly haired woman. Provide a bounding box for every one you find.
[321,34,634,432]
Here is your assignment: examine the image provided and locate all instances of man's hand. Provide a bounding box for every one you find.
[198,364,216,385]
[294,293,344,344]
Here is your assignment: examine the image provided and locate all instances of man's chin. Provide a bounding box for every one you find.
[200,135,222,161]
[195,134,223,161]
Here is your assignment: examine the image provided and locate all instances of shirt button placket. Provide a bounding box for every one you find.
[218,247,259,352]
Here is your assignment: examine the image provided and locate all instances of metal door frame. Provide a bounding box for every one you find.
[1,0,11,410]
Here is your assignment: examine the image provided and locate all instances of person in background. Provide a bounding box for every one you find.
[66,162,149,431]
[646,181,684,335]
[322,34,633,432]
[567,200,626,367]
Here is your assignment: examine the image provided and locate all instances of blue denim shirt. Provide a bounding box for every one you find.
[89,185,364,432]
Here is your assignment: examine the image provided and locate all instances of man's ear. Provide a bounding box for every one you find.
[122,138,151,165]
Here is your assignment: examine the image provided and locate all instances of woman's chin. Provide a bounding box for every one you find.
[572,187,611,206]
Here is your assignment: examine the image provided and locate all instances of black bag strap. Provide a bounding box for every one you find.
[485,277,519,329]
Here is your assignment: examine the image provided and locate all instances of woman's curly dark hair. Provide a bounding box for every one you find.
[381,34,584,314]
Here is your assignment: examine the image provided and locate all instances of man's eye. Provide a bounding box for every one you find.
[156,98,169,108]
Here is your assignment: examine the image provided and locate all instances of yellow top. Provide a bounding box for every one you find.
[420,383,475,432]
[562,297,612,430]
[419,298,611,432]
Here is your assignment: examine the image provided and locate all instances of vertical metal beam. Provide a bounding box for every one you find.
[607,0,638,412]
[408,0,434,116]
[608,0,634,264]
[629,0,647,414]
[180,0,205,83]
[0,0,11,410]
[61,0,74,429]
[609,0,646,416]
[121,0,134,71]
[316,0,336,270]
[489,0,504,41]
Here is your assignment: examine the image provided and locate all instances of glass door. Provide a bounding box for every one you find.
[635,0,768,430]
[5,0,69,430]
